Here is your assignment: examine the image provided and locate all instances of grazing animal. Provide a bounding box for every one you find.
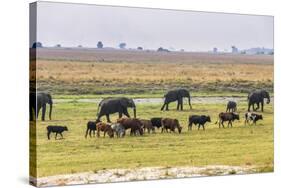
[248,90,270,112]
[96,97,136,122]
[140,119,155,133]
[216,112,240,128]
[30,92,53,121]
[117,118,144,136]
[245,112,263,125]
[226,101,237,112]
[111,123,126,138]
[150,118,163,129]
[85,120,100,138]
[161,118,182,133]
[47,125,68,140]
[188,115,211,131]
[96,122,114,138]
[160,89,192,111]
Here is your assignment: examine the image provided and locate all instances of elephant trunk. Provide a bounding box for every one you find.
[49,103,52,120]
[267,97,270,104]
[133,107,136,118]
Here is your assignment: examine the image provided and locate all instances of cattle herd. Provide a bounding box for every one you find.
[45,89,270,140]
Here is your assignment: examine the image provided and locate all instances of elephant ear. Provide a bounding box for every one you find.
[179,89,188,97]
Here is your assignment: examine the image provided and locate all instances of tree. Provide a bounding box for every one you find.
[157,47,169,52]
[119,42,126,49]
[97,41,103,48]
[137,47,143,50]
[55,44,61,48]
[32,42,43,48]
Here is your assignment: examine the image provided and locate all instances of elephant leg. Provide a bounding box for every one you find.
[118,111,122,118]
[176,102,180,110]
[178,98,183,110]
[36,106,40,119]
[255,103,259,111]
[160,103,166,111]
[123,109,130,118]
[165,103,169,111]
[106,114,111,123]
[248,103,251,112]
[41,104,46,121]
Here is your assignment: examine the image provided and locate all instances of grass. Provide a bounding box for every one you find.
[35,56,273,95]
[33,98,274,177]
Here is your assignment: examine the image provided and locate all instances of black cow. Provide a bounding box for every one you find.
[226,101,237,112]
[151,117,163,129]
[47,125,68,140]
[244,112,263,125]
[85,120,100,138]
[188,115,211,130]
[215,112,240,128]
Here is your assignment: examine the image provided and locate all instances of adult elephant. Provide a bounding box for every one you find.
[248,90,270,112]
[160,89,192,111]
[30,92,53,121]
[96,97,136,122]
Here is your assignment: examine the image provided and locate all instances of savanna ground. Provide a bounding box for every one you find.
[30,48,274,185]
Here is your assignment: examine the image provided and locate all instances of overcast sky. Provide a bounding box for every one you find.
[35,1,274,51]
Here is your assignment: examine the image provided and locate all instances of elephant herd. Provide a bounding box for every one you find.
[29,89,271,140]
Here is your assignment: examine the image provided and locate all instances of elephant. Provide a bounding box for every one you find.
[247,90,270,112]
[160,89,192,111]
[96,97,136,122]
[30,92,53,121]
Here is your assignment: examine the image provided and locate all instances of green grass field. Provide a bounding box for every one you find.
[33,95,273,177]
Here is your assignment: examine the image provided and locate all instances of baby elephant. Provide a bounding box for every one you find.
[161,118,182,134]
[226,101,237,112]
[96,122,114,138]
[47,125,68,140]
[111,123,126,138]
[85,120,100,138]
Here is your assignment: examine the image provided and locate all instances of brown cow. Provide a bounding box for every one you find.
[215,112,240,128]
[140,119,155,133]
[161,118,182,134]
[117,118,144,136]
[96,122,114,138]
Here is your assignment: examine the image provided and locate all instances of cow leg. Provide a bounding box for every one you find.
[198,124,200,130]
[104,131,106,137]
[118,111,122,118]
[176,101,180,110]
[85,128,89,138]
[261,101,264,112]
[55,133,58,140]
[60,133,63,139]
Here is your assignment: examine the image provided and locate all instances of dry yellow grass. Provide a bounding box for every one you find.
[37,60,273,84]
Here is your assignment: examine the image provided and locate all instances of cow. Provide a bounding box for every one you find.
[188,115,211,131]
[85,120,100,138]
[47,125,68,140]
[140,119,155,133]
[96,122,114,138]
[161,118,182,134]
[150,117,163,129]
[111,123,126,138]
[117,118,144,136]
[226,101,237,112]
[215,112,240,128]
[244,112,263,125]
